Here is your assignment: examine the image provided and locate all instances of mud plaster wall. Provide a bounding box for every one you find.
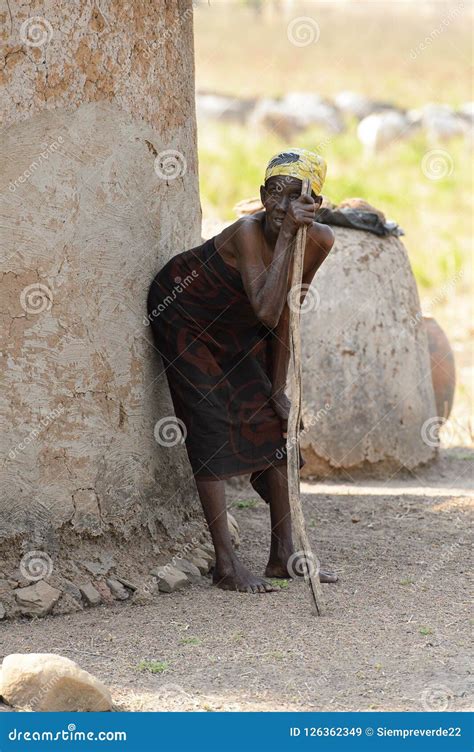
[0,1,204,554]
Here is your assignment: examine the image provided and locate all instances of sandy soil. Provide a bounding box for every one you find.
[1,448,472,713]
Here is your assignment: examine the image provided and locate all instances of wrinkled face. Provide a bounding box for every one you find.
[260,176,320,233]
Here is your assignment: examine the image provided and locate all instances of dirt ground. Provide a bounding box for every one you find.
[1,448,472,713]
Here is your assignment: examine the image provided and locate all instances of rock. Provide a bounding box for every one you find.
[192,548,214,564]
[81,553,115,576]
[79,582,102,606]
[106,578,130,600]
[198,541,215,558]
[173,559,202,579]
[61,578,82,603]
[0,653,112,711]
[189,557,210,575]
[51,592,83,615]
[115,576,138,591]
[227,513,241,548]
[93,581,114,604]
[0,603,6,620]
[71,489,102,535]
[0,579,11,595]
[131,587,154,605]
[153,566,189,593]
[299,227,437,477]
[13,580,61,617]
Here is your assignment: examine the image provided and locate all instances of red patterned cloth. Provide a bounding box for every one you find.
[147,236,304,481]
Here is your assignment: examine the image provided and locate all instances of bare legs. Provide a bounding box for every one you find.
[195,464,337,592]
[253,464,338,583]
[195,478,276,593]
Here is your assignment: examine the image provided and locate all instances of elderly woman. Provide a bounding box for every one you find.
[147,149,336,593]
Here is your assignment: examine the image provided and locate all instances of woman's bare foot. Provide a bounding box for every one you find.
[265,547,338,583]
[213,555,278,593]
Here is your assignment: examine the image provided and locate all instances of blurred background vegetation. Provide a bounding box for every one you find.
[194,0,472,445]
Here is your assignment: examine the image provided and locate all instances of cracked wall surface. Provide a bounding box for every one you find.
[0,2,203,555]
[299,228,438,477]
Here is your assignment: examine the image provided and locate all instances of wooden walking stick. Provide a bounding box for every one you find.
[286,177,325,616]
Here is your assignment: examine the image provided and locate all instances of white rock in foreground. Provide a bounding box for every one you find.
[0,653,112,711]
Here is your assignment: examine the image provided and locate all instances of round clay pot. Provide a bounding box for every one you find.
[422,316,456,419]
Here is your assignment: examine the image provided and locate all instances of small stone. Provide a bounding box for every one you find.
[0,653,112,711]
[190,557,210,575]
[131,588,154,605]
[193,548,214,564]
[81,552,114,576]
[52,592,83,615]
[152,566,189,593]
[13,580,61,618]
[62,578,82,602]
[227,512,239,532]
[79,582,102,606]
[227,512,241,549]
[199,541,215,557]
[71,489,102,534]
[173,559,201,579]
[81,560,104,576]
[115,576,138,591]
[106,578,129,600]
[0,579,11,595]
[93,581,113,604]
[0,603,6,620]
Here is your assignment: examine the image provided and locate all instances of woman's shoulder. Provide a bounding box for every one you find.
[215,212,264,249]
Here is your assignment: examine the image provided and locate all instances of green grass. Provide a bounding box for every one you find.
[233,498,258,509]
[268,578,289,589]
[419,626,433,636]
[137,659,169,674]
[180,636,201,646]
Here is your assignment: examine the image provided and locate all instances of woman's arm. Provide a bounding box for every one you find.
[230,197,318,329]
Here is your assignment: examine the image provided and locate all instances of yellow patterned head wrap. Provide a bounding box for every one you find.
[264,148,327,196]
